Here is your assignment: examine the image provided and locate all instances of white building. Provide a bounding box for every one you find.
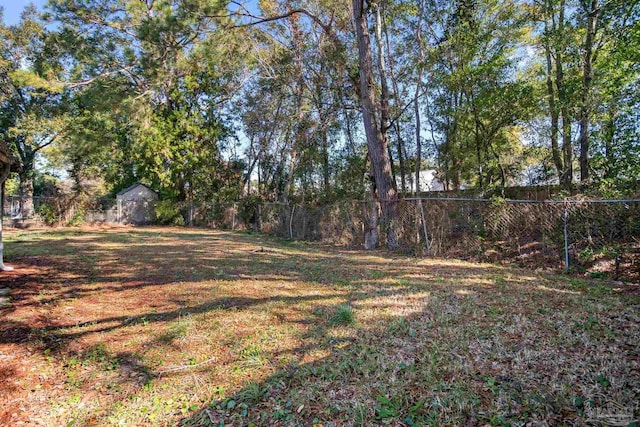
[396,169,446,193]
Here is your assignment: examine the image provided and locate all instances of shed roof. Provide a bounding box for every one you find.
[116,182,157,196]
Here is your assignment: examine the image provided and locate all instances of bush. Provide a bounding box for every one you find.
[67,209,86,226]
[37,203,59,226]
[238,195,262,229]
[155,200,184,226]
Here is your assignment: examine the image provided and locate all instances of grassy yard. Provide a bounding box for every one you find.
[0,227,638,426]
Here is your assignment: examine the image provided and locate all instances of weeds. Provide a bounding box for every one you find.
[330,304,355,326]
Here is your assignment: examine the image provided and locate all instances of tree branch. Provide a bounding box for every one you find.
[34,133,59,153]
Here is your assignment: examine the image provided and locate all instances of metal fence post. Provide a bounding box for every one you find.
[419,199,431,256]
[563,206,569,272]
[289,204,295,239]
[232,203,237,230]
[210,201,215,228]
[256,203,262,231]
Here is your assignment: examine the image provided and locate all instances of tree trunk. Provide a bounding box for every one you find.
[554,0,573,189]
[544,24,563,178]
[364,168,379,249]
[285,147,298,202]
[284,12,305,203]
[414,93,422,194]
[375,4,397,192]
[387,145,397,189]
[0,166,13,271]
[394,124,406,192]
[414,0,425,195]
[18,171,34,219]
[473,104,484,189]
[560,110,573,188]
[383,12,408,193]
[322,130,330,193]
[603,105,616,179]
[353,0,398,249]
[578,0,598,182]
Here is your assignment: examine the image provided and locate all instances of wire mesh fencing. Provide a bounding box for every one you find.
[3,195,102,225]
[237,197,639,281]
[384,198,639,281]
[3,194,638,280]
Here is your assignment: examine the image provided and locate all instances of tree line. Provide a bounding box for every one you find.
[0,0,638,247]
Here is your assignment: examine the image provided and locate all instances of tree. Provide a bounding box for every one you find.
[0,7,66,216]
[0,141,18,271]
[425,0,533,191]
[50,0,250,205]
[352,0,398,249]
[589,1,640,188]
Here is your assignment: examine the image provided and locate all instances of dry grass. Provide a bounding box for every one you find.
[0,226,638,426]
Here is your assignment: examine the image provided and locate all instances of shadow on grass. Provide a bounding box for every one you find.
[1,227,509,308]
[174,287,640,427]
[1,227,637,426]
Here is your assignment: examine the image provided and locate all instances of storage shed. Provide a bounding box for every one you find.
[116,183,158,225]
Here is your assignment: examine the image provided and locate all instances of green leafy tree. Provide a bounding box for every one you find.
[50,0,250,207]
[0,6,67,216]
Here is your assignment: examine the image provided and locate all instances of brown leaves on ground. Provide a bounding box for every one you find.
[0,227,638,426]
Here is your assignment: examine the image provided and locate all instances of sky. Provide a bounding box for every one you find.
[0,0,46,25]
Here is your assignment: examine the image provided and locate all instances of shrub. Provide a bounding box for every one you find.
[238,195,262,229]
[154,200,184,226]
[36,203,59,225]
[67,209,86,226]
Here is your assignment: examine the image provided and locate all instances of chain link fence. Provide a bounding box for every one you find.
[3,194,638,280]
[384,198,639,281]
[237,197,640,281]
[3,195,97,225]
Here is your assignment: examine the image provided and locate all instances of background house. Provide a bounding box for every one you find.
[116,183,158,225]
[396,169,446,193]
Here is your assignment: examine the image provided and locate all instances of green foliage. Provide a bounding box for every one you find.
[237,195,262,229]
[44,0,248,202]
[2,0,639,217]
[427,0,536,190]
[374,395,400,420]
[67,209,85,227]
[488,196,507,208]
[36,203,59,226]
[154,200,184,226]
[0,6,68,196]
[3,177,19,195]
[374,395,425,424]
[330,304,354,326]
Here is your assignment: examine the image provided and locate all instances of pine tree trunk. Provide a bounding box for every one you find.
[579,0,598,182]
[414,0,426,195]
[414,93,422,194]
[555,0,573,189]
[353,0,398,249]
[322,130,330,193]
